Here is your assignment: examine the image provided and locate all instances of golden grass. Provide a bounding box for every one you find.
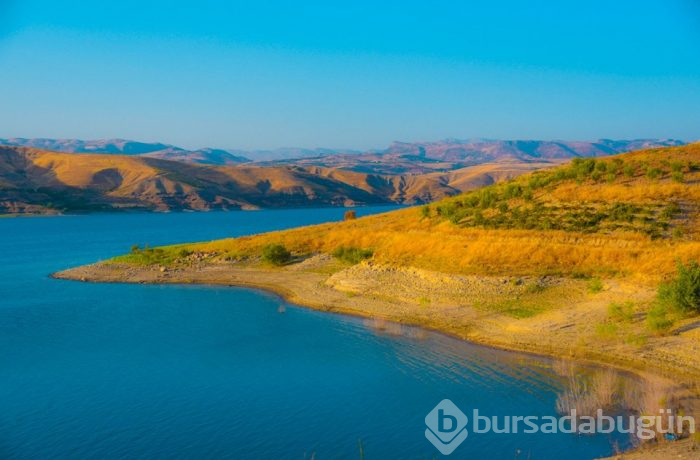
[187,213,700,279]
[155,144,700,280]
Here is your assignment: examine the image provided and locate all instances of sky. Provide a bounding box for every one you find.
[0,0,698,150]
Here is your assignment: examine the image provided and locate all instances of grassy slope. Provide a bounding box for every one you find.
[157,143,700,280]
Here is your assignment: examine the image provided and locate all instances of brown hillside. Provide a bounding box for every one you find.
[0,147,550,214]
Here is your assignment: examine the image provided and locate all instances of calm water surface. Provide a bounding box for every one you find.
[0,207,630,459]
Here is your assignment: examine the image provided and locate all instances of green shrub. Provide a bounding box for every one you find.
[118,244,186,266]
[646,167,662,180]
[588,277,604,293]
[332,246,373,264]
[660,203,680,220]
[623,164,635,177]
[657,260,700,314]
[504,183,522,199]
[672,171,684,183]
[670,160,684,173]
[420,205,431,219]
[261,244,292,266]
[646,304,674,334]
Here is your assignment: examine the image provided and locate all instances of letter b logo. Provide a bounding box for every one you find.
[439,409,458,433]
[425,400,468,455]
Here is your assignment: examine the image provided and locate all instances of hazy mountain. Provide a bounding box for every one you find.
[270,138,686,174]
[0,138,173,155]
[230,147,362,162]
[0,137,684,173]
[140,147,249,165]
[0,138,250,165]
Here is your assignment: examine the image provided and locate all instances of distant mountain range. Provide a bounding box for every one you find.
[0,137,689,214]
[0,146,553,214]
[261,138,687,174]
[0,138,251,165]
[0,138,685,174]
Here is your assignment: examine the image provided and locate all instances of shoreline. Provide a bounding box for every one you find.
[52,260,700,459]
[52,261,700,385]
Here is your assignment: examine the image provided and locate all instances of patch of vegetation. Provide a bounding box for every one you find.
[608,301,635,323]
[646,304,674,335]
[112,244,190,266]
[332,246,374,264]
[587,277,604,293]
[657,260,700,314]
[646,167,662,180]
[430,153,686,239]
[492,300,546,318]
[595,322,619,340]
[643,261,700,334]
[261,244,292,266]
[420,205,431,219]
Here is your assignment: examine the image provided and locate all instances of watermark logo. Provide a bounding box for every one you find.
[425,400,696,455]
[425,399,469,455]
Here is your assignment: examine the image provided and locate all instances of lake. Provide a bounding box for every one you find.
[0,207,630,459]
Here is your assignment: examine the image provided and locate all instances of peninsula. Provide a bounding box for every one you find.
[55,143,700,457]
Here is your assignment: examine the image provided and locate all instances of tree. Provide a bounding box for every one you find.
[344,210,357,221]
[261,244,292,266]
[658,260,700,314]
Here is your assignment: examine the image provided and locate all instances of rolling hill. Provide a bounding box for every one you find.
[0,146,552,214]
[169,142,700,279]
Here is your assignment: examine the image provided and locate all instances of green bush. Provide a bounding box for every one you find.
[118,244,186,266]
[670,160,684,173]
[261,244,292,266]
[588,277,604,293]
[646,167,662,180]
[646,304,674,334]
[660,203,680,220]
[332,246,373,264]
[657,260,700,314]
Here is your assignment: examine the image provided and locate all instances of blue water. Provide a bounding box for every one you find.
[0,207,628,459]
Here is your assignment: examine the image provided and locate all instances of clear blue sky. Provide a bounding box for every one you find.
[0,0,698,150]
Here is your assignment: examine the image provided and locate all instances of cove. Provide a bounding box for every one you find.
[1,208,632,459]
